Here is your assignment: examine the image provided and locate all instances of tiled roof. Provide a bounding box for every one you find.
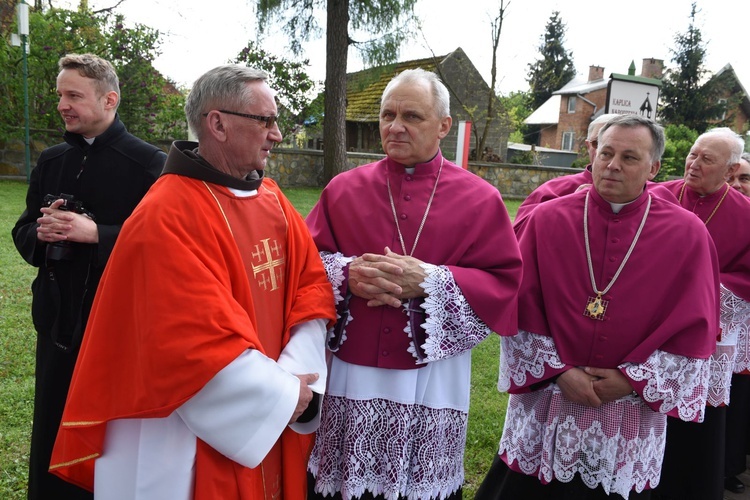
[346,54,446,122]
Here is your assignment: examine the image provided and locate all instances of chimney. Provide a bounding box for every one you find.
[641,58,664,79]
[588,65,604,82]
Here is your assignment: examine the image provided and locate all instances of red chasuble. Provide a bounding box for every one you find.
[50,173,335,499]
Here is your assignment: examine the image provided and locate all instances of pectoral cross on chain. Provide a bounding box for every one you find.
[584,293,608,321]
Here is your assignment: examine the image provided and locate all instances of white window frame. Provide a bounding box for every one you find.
[567,96,577,113]
[562,131,575,151]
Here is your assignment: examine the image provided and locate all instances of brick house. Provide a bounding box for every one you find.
[524,58,750,161]
[524,65,609,155]
[525,59,665,158]
[337,47,509,162]
[710,63,750,135]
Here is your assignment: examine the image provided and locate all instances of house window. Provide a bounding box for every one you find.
[562,131,575,151]
[567,96,577,113]
[718,98,727,120]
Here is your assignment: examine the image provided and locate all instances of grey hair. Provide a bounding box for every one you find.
[598,114,665,163]
[697,127,745,165]
[185,65,270,140]
[59,54,119,108]
[381,68,450,118]
[742,151,750,163]
[587,113,618,140]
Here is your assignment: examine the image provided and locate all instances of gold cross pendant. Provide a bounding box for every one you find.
[584,294,608,321]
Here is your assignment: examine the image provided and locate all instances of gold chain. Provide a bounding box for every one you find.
[584,192,651,312]
[386,157,444,256]
[678,181,730,226]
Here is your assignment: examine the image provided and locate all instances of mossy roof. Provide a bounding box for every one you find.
[345,54,446,123]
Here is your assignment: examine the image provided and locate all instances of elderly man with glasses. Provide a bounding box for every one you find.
[50,65,336,499]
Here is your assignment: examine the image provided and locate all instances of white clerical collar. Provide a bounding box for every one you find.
[228,187,258,197]
[606,188,647,213]
[84,137,95,145]
[608,202,627,214]
[405,167,415,175]
[608,197,642,214]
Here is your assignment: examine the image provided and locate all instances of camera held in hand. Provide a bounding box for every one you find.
[43,193,95,261]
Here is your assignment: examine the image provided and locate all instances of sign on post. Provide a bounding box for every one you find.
[606,74,661,119]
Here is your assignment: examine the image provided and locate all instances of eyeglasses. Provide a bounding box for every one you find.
[202,110,278,129]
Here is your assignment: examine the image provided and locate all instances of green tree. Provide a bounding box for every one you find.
[0,5,185,144]
[105,14,186,141]
[257,0,418,183]
[233,41,319,144]
[659,3,729,133]
[0,7,108,137]
[526,11,575,111]
[499,90,532,144]
[655,123,699,181]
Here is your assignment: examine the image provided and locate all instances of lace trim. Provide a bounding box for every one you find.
[498,330,566,391]
[309,395,466,500]
[624,350,709,421]
[706,344,734,406]
[721,285,750,373]
[406,264,491,363]
[498,387,666,499]
[320,252,349,304]
[320,252,353,349]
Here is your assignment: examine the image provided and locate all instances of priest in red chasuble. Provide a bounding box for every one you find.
[477,114,720,500]
[49,65,336,499]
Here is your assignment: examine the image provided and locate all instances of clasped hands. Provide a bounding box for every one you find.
[556,366,635,408]
[37,198,98,244]
[348,247,427,308]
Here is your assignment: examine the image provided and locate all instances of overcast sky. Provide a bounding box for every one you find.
[63,0,749,97]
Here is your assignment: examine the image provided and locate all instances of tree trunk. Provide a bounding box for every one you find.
[322,0,349,185]
[476,2,506,162]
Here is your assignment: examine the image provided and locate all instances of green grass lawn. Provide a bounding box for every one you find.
[0,179,517,499]
[0,180,37,498]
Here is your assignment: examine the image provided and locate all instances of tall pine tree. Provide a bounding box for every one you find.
[660,3,729,133]
[526,11,575,111]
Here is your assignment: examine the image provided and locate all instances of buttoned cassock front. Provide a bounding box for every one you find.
[308,153,521,370]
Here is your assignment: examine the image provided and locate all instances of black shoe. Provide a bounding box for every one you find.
[725,476,745,493]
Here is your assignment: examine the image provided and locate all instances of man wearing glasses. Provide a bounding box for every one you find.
[513,113,617,234]
[50,65,336,499]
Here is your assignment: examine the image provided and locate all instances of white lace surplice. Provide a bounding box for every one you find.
[498,330,709,500]
[721,284,750,375]
[706,284,741,406]
[309,255,490,500]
